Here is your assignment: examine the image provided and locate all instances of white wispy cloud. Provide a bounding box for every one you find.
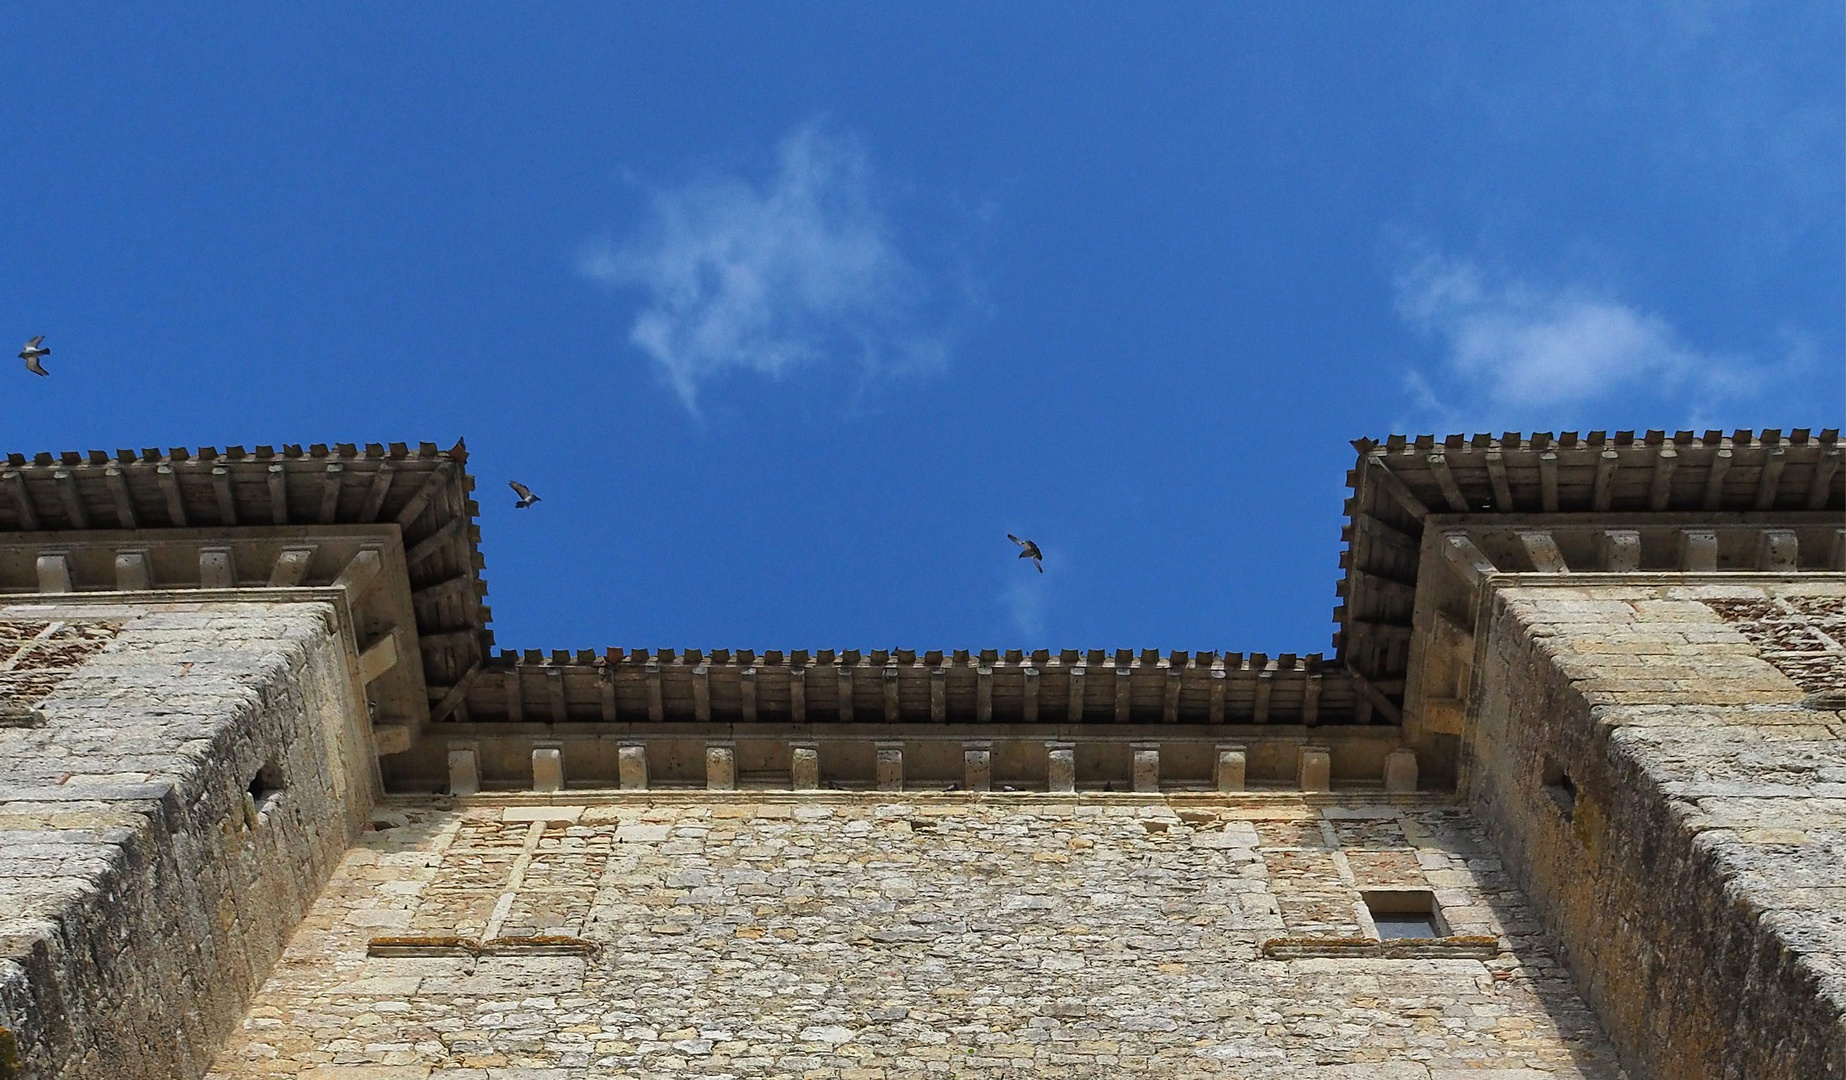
[1392,249,1764,430]
[581,125,946,413]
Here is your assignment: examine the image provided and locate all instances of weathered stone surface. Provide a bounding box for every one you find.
[1130,744,1159,792]
[704,744,735,792]
[0,600,377,1080]
[874,743,903,792]
[531,748,563,794]
[1046,743,1075,794]
[1385,748,1419,794]
[962,744,992,792]
[447,748,479,798]
[1469,579,1845,1080]
[789,745,819,791]
[1298,746,1331,793]
[1215,744,1246,792]
[617,744,648,791]
[206,794,1625,1079]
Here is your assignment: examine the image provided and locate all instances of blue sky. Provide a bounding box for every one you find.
[3,4,1840,654]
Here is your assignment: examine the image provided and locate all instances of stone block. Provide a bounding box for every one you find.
[790,744,820,790]
[1131,743,1160,793]
[963,743,992,792]
[1215,744,1247,792]
[1760,530,1798,571]
[36,553,71,593]
[1298,745,1331,792]
[1600,530,1641,572]
[372,723,412,756]
[875,742,904,792]
[531,747,563,794]
[447,747,480,797]
[268,545,315,586]
[199,547,236,588]
[705,742,736,791]
[114,550,150,590]
[1679,529,1718,571]
[1422,696,1466,735]
[1384,748,1419,793]
[617,743,648,790]
[503,804,584,824]
[1046,742,1075,793]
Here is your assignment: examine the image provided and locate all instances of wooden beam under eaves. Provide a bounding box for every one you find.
[394,461,453,527]
[267,464,288,525]
[156,465,187,526]
[360,460,397,522]
[5,471,39,531]
[405,517,464,565]
[55,470,87,529]
[1426,453,1469,512]
[1366,458,1429,521]
[1809,447,1842,509]
[212,467,237,525]
[319,463,344,524]
[1485,451,1513,510]
[1591,450,1618,511]
[1755,447,1786,510]
[104,467,136,528]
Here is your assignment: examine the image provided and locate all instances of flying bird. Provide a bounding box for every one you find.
[1007,534,1043,573]
[509,481,540,509]
[18,336,49,377]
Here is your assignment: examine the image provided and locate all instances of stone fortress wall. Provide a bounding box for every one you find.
[204,793,1623,1080]
[0,598,378,1080]
[0,431,1837,1080]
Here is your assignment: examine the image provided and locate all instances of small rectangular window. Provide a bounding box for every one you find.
[1363,889,1445,940]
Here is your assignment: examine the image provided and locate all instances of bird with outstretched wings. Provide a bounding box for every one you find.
[509,481,541,509]
[18,336,49,377]
[1008,534,1043,573]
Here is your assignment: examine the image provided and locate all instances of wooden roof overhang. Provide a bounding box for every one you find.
[1337,427,1845,709]
[454,646,1372,728]
[0,441,492,724]
[5,427,1836,742]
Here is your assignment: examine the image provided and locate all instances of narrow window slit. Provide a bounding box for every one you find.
[1541,755,1576,820]
[243,757,286,828]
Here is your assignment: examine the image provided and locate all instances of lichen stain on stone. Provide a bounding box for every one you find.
[1570,788,1607,860]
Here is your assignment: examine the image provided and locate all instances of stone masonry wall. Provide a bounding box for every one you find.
[209,792,1623,1079]
[1466,579,1845,1080]
[0,599,378,1080]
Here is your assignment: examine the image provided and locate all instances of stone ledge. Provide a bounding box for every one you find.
[1261,935,1501,960]
[407,788,1464,810]
[365,935,599,958]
